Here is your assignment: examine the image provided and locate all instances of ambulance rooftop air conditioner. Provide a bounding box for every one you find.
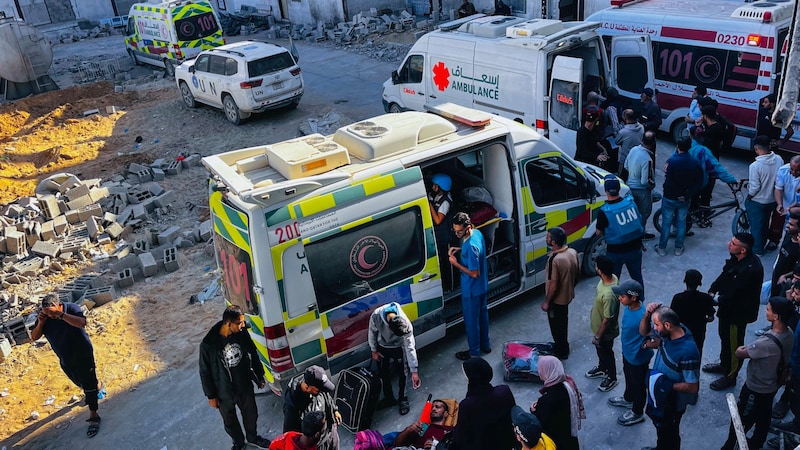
[506,19,564,38]
[458,15,526,37]
[731,0,794,23]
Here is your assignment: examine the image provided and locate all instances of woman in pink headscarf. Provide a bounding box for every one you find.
[530,355,585,450]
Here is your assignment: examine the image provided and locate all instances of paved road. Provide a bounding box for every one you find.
[9,32,768,450]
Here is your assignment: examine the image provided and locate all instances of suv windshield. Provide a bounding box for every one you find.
[248,53,295,77]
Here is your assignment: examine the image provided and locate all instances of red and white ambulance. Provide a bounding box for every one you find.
[588,0,800,152]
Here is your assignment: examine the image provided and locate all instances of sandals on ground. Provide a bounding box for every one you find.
[86,416,101,438]
[399,398,410,415]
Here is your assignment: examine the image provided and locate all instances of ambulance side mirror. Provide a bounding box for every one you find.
[391,70,399,85]
[585,177,596,201]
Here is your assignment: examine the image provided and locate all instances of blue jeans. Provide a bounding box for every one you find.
[659,197,691,250]
[462,293,490,356]
[607,249,644,292]
[745,199,775,254]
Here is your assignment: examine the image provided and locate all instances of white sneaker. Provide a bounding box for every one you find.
[618,410,645,426]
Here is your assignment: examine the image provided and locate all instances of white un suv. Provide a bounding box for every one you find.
[175,40,304,125]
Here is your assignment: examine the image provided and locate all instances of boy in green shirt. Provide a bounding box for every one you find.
[587,255,620,392]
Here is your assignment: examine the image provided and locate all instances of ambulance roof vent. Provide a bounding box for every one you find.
[263,134,350,180]
[458,15,526,37]
[731,0,794,22]
[506,19,564,38]
[333,113,457,162]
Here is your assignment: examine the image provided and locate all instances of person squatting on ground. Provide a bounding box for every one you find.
[747,135,784,255]
[704,233,764,391]
[269,411,325,450]
[368,302,422,415]
[596,174,645,290]
[393,398,454,448]
[586,255,620,392]
[640,305,700,450]
[608,279,652,427]
[530,355,585,450]
[31,294,104,438]
[199,305,271,450]
[669,269,716,360]
[511,406,557,450]
[449,212,491,361]
[450,357,516,450]
[655,136,703,257]
[721,296,794,450]
[542,226,580,360]
[282,366,341,450]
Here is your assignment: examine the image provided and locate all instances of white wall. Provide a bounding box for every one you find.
[225,0,280,14]
[73,0,115,20]
[287,0,344,25]
[0,0,19,19]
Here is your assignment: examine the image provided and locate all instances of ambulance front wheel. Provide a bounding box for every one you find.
[388,103,402,114]
[179,81,196,108]
[128,50,140,66]
[582,234,606,276]
[671,120,688,143]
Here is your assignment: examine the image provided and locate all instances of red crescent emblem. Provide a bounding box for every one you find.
[357,244,378,270]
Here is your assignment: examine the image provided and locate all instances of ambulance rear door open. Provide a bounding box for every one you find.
[548,56,584,154]
[269,167,445,375]
[609,34,655,101]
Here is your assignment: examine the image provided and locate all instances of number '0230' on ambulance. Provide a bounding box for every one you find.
[202,104,619,395]
[381,14,655,156]
[587,0,799,151]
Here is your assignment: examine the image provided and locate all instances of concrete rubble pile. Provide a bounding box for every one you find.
[0,154,214,349]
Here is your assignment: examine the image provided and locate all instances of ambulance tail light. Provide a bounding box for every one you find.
[535,119,547,134]
[748,34,761,46]
[240,79,264,89]
[265,323,294,371]
[173,44,183,58]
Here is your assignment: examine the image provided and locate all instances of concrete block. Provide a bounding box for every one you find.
[24,221,41,246]
[110,253,139,273]
[181,154,201,168]
[0,236,6,253]
[102,212,117,225]
[147,183,165,197]
[152,168,165,181]
[6,229,25,255]
[77,204,103,221]
[163,246,178,272]
[105,222,125,240]
[116,268,134,288]
[65,183,90,202]
[128,162,148,174]
[97,233,111,245]
[38,195,60,220]
[151,158,167,169]
[153,190,176,209]
[141,197,156,213]
[64,209,81,224]
[89,187,110,203]
[165,160,182,175]
[145,228,159,245]
[106,105,120,114]
[58,175,80,193]
[83,109,100,117]
[31,240,61,258]
[67,194,92,211]
[127,188,153,204]
[40,220,55,241]
[132,204,148,221]
[53,215,68,235]
[13,257,43,276]
[199,219,213,242]
[158,226,180,245]
[58,199,69,214]
[58,236,89,253]
[87,216,102,239]
[138,252,157,277]
[85,285,116,306]
[135,169,152,183]
[133,239,150,254]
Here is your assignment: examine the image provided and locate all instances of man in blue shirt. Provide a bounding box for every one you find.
[640,305,700,450]
[30,294,104,438]
[449,212,490,360]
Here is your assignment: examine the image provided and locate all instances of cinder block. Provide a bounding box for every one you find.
[65,183,90,202]
[136,169,152,183]
[152,168,165,181]
[199,220,213,242]
[85,285,116,306]
[153,190,176,209]
[133,239,150,254]
[87,216,102,239]
[53,215,68,235]
[58,175,80,193]
[38,196,60,220]
[132,204,148,221]
[127,188,153,204]
[6,230,25,255]
[151,158,167,169]
[116,268,134,288]
[110,253,139,273]
[40,220,55,241]
[147,183,165,197]
[67,194,92,211]
[158,226,180,245]
[102,212,117,225]
[24,221,41,246]
[165,160,182,175]
[89,187,110,203]
[77,204,102,221]
[64,209,81,224]
[181,154,201,168]
[138,252,157,277]
[105,222,126,240]
[128,163,148,174]
[31,240,61,258]
[163,246,178,272]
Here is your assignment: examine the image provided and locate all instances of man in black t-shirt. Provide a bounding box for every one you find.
[575,111,609,168]
[200,306,271,450]
[770,209,800,297]
[670,269,716,360]
[31,294,105,438]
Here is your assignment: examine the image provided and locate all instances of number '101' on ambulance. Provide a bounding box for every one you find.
[587,0,799,152]
[202,104,617,395]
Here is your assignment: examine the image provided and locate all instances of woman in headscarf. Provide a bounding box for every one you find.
[530,355,585,450]
[451,357,516,450]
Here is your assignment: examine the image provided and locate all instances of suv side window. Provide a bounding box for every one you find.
[209,55,226,75]
[398,55,424,84]
[195,55,210,73]
[225,57,238,76]
[525,156,584,206]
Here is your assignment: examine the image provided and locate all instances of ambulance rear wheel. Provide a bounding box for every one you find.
[388,103,402,114]
[582,234,606,276]
[671,120,688,143]
[223,95,246,125]
[163,59,175,78]
[128,50,140,66]
[179,81,196,108]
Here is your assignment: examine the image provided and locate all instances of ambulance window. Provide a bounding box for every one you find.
[304,208,426,312]
[615,56,648,95]
[224,57,238,76]
[195,55,210,73]
[127,17,135,36]
[550,79,580,131]
[209,56,226,75]
[525,156,583,206]
[399,55,424,84]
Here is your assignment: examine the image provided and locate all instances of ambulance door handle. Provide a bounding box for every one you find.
[307,303,316,311]
[418,92,424,96]
[419,273,436,282]
[429,94,437,99]
[552,128,558,133]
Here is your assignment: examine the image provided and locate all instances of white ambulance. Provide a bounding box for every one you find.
[202,104,618,394]
[588,0,800,152]
[381,14,655,154]
[125,0,225,77]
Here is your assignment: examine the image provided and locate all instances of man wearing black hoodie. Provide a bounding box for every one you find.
[200,306,271,450]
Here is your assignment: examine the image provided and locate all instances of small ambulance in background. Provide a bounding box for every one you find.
[381,14,655,155]
[202,104,618,394]
[125,0,225,77]
[588,0,800,152]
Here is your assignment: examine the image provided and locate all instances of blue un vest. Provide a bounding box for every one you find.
[601,196,644,245]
